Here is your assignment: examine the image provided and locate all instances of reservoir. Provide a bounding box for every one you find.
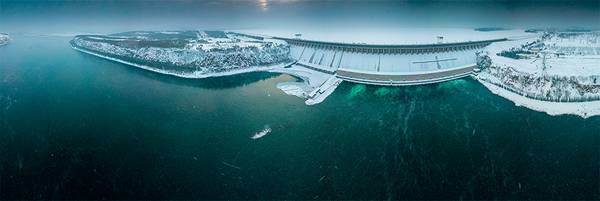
[1,34,598,199]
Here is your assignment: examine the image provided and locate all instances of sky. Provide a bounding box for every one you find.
[0,0,599,34]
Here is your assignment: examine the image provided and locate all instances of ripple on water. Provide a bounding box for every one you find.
[348,84,367,99]
[374,87,401,97]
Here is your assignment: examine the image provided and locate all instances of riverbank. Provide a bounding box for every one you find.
[480,79,600,118]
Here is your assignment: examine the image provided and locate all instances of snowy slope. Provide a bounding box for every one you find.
[477,31,600,117]
[71,31,292,78]
[480,81,600,118]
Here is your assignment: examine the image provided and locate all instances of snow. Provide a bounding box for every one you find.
[290,44,480,73]
[71,31,292,76]
[71,30,343,105]
[270,64,340,104]
[86,36,127,41]
[485,32,600,77]
[480,80,600,118]
[270,64,331,88]
[159,31,181,34]
[477,31,600,117]
[72,45,294,78]
[305,76,342,105]
[545,32,600,48]
[235,28,530,45]
[70,29,599,110]
[191,40,268,52]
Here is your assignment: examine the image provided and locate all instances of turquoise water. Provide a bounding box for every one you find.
[1,35,599,199]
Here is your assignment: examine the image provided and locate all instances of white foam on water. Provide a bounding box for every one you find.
[276,82,309,98]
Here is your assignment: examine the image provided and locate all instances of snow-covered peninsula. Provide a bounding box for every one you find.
[477,30,600,118]
[0,33,9,46]
[70,31,293,78]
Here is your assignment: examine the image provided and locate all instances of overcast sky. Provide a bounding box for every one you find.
[1,0,598,33]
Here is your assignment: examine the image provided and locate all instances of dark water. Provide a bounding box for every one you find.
[1,35,599,200]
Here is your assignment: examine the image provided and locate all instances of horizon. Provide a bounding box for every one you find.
[1,0,599,34]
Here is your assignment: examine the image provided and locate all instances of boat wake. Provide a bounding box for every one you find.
[251,125,272,140]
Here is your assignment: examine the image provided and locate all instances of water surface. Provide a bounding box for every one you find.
[0,35,599,199]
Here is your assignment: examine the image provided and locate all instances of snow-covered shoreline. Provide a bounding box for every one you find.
[477,65,600,102]
[72,46,294,79]
[480,80,600,118]
[75,45,342,105]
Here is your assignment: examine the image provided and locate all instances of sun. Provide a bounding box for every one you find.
[258,0,268,11]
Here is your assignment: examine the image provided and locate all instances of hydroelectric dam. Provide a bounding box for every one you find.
[236,29,515,105]
[280,37,505,85]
